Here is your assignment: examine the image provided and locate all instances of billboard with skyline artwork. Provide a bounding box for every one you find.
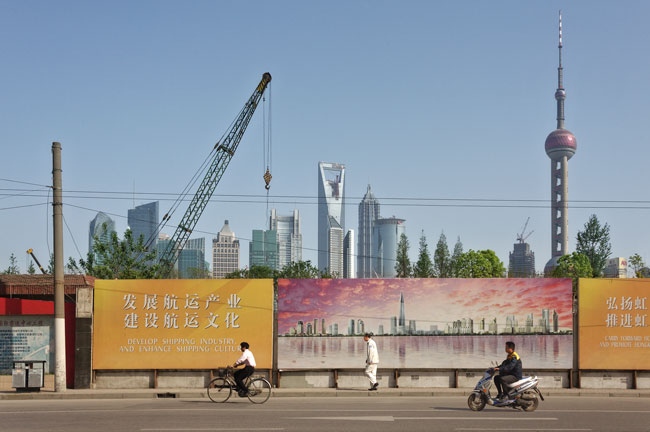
[277,278,572,369]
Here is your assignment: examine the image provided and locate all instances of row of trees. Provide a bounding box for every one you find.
[395,232,506,278]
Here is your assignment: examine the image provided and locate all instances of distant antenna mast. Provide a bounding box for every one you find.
[517,217,534,243]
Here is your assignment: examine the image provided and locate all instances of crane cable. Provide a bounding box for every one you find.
[263,83,273,223]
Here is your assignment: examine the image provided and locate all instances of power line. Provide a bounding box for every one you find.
[4,192,650,209]
[0,203,48,211]
[0,178,51,188]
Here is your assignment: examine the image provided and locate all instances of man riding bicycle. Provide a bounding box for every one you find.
[233,341,256,397]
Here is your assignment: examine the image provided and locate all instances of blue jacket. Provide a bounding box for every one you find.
[498,351,522,380]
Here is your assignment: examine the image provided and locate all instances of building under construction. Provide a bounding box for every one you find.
[509,218,536,278]
[509,242,536,278]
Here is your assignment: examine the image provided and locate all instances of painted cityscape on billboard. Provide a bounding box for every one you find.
[277,278,573,369]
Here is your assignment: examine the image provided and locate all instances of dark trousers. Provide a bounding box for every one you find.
[234,365,254,392]
[494,374,518,396]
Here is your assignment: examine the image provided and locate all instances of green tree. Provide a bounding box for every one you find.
[3,253,20,274]
[73,229,160,279]
[450,236,463,277]
[413,231,434,278]
[628,254,646,278]
[394,233,412,278]
[226,265,276,279]
[552,252,593,293]
[277,260,322,279]
[433,232,451,278]
[27,261,36,275]
[455,249,505,278]
[576,214,612,277]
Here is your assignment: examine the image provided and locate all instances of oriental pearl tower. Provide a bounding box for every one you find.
[544,11,577,275]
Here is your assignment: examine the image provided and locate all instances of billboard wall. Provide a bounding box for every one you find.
[278,278,573,369]
[93,279,273,370]
[579,278,650,370]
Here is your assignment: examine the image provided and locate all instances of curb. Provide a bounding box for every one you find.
[1,388,649,401]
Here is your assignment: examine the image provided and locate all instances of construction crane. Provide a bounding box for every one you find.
[516,217,534,244]
[156,72,272,278]
[26,249,48,274]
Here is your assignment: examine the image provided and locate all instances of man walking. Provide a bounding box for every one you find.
[364,332,379,391]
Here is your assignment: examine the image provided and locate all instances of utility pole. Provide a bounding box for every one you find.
[52,141,66,392]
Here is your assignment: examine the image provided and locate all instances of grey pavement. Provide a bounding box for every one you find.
[2,386,650,400]
[1,395,650,432]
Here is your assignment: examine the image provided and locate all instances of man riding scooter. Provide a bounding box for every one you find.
[494,341,522,401]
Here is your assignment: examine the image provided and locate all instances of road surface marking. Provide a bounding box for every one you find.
[456,429,591,431]
[141,429,284,431]
[288,416,395,422]
[288,416,557,422]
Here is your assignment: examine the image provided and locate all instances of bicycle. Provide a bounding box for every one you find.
[207,367,272,404]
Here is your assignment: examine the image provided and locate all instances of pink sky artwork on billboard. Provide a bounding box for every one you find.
[277,278,572,336]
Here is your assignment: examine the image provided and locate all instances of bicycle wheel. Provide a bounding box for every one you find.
[246,378,271,404]
[207,377,232,403]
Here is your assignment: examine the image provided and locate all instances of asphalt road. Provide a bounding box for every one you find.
[1,396,649,432]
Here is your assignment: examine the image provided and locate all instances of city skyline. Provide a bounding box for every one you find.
[282,289,566,337]
[278,278,573,336]
[3,3,650,274]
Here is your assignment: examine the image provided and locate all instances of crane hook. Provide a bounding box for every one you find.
[263,168,272,190]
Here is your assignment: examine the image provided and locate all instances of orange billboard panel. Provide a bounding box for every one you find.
[579,278,650,369]
[93,279,273,370]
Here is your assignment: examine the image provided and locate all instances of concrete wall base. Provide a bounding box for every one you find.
[580,371,633,389]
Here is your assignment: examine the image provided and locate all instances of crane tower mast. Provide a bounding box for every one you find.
[158,72,272,277]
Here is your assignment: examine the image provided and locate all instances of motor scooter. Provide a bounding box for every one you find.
[467,367,544,412]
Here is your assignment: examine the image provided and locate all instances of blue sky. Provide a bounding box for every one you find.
[1,1,649,273]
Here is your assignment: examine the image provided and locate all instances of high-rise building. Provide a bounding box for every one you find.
[390,316,397,335]
[318,162,345,275]
[357,185,380,278]
[269,209,302,270]
[542,309,551,333]
[249,229,279,270]
[378,324,384,335]
[343,229,355,278]
[178,238,206,279]
[88,212,116,263]
[374,217,406,278]
[212,220,240,279]
[553,310,559,333]
[332,323,338,335]
[509,242,536,277]
[544,12,578,275]
[297,320,304,335]
[128,201,159,248]
[348,319,355,336]
[398,292,406,334]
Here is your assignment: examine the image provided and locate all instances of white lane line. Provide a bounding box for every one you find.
[456,429,591,431]
[141,429,284,431]
[288,416,557,422]
[288,416,395,422]
[398,417,558,421]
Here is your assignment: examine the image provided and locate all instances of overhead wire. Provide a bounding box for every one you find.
[5,192,650,209]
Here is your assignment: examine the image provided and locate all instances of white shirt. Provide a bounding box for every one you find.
[235,348,256,367]
[366,339,379,364]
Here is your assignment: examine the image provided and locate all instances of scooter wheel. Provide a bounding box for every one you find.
[520,391,539,412]
[467,393,487,411]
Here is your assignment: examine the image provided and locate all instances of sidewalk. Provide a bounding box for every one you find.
[2,387,650,401]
